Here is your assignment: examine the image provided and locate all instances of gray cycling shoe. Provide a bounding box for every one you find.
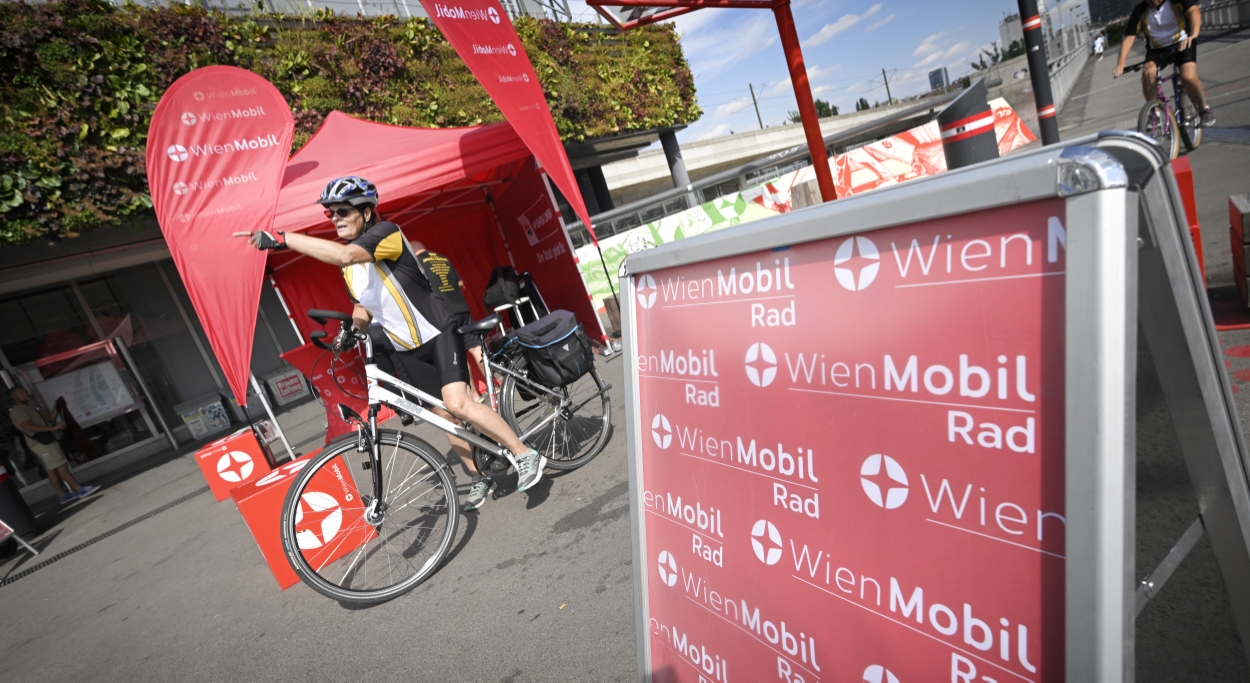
[515,450,547,492]
[464,476,495,511]
[1200,107,1216,127]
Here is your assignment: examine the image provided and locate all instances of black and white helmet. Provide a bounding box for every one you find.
[318,176,379,207]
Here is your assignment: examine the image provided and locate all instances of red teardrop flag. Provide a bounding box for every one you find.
[419,0,595,239]
[146,66,295,406]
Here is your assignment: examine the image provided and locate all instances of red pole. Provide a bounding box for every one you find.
[772,0,836,203]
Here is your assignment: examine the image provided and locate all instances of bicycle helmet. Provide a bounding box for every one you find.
[318,176,379,207]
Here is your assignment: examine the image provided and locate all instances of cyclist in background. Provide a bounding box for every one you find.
[1113,0,1216,127]
[234,176,544,510]
[408,242,488,398]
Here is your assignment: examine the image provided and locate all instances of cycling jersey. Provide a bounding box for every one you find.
[416,251,471,315]
[343,222,456,350]
[1128,0,1197,49]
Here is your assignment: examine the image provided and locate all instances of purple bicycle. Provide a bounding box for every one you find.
[1125,59,1203,159]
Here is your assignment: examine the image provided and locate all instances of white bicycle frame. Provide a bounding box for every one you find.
[355,332,571,464]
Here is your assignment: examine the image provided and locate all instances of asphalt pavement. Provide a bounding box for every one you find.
[1,28,1249,681]
[0,353,636,680]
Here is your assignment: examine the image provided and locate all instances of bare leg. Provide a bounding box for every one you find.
[1179,62,1208,109]
[46,466,66,496]
[427,403,478,476]
[441,381,529,457]
[56,464,82,492]
[1141,61,1159,102]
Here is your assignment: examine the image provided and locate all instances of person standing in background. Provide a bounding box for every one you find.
[8,387,100,504]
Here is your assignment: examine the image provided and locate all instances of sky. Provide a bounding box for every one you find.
[560,0,1089,144]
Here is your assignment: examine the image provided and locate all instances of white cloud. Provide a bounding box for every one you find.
[714,98,752,117]
[808,63,842,80]
[677,12,777,79]
[943,41,971,58]
[806,3,882,47]
[867,13,896,31]
[914,51,943,67]
[812,84,836,96]
[695,123,731,141]
[913,31,947,56]
[768,77,793,96]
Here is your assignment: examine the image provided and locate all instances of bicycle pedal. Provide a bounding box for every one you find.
[400,414,414,426]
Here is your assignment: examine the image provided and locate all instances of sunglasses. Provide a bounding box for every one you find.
[324,207,358,219]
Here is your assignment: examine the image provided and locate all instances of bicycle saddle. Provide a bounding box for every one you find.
[458,314,501,335]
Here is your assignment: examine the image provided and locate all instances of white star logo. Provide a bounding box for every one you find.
[657,550,677,587]
[166,144,188,162]
[636,274,657,309]
[507,44,517,56]
[651,414,671,449]
[181,112,198,126]
[192,91,206,102]
[172,182,189,195]
[860,454,909,509]
[834,235,880,291]
[294,491,342,549]
[487,6,500,23]
[744,342,777,387]
[750,519,783,565]
[216,451,254,483]
[863,664,900,683]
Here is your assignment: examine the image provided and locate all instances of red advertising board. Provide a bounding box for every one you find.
[231,449,377,589]
[194,427,274,501]
[631,199,1066,681]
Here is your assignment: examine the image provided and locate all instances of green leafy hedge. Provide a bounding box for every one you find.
[0,0,700,245]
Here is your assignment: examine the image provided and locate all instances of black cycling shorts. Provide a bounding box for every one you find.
[394,328,471,397]
[452,311,485,351]
[1145,42,1197,70]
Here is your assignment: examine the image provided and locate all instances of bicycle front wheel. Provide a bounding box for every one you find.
[1175,90,1202,152]
[280,429,459,605]
[1137,100,1179,159]
[500,355,612,472]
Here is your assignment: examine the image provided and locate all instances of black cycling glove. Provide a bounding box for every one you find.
[249,230,287,250]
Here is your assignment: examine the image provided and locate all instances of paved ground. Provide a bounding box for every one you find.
[1059,27,1250,680]
[0,354,635,680]
[1,29,1248,682]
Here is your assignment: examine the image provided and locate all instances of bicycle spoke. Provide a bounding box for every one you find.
[284,431,458,603]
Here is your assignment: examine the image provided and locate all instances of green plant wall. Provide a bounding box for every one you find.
[0,0,700,245]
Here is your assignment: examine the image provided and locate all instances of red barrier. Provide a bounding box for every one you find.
[230,449,375,589]
[193,427,274,501]
[1171,157,1205,283]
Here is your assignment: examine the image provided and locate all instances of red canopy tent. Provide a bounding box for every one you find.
[265,111,604,348]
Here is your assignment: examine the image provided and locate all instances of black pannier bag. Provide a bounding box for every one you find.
[515,310,594,388]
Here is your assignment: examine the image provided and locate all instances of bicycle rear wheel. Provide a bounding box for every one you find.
[1137,100,1179,159]
[1175,90,1202,152]
[280,429,459,605]
[500,355,612,472]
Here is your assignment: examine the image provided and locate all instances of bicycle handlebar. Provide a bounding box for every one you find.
[310,330,330,350]
[308,309,354,326]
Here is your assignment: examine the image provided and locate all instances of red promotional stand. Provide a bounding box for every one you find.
[621,134,1250,678]
[193,426,276,501]
[228,447,382,589]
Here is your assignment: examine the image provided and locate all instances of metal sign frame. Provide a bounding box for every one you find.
[620,131,1250,679]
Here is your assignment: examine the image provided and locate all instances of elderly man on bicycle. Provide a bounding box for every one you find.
[235,176,542,510]
[1113,0,1216,127]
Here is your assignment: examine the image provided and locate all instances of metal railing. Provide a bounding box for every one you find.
[1201,0,1250,28]
[563,93,960,248]
[1048,28,1092,111]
